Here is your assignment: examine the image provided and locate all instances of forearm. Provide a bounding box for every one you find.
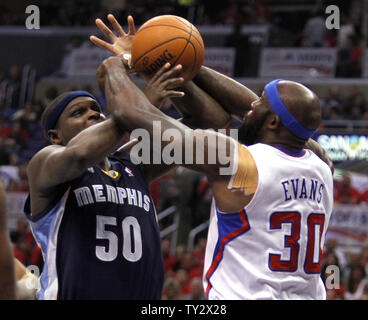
[66,118,125,168]
[171,81,231,129]
[193,66,259,119]
[101,57,234,178]
[104,61,188,134]
[30,118,127,191]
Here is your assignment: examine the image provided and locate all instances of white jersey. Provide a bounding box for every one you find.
[203,143,334,300]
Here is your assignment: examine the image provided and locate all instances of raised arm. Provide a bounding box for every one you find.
[97,56,252,212]
[28,118,125,203]
[90,14,231,129]
[192,66,259,120]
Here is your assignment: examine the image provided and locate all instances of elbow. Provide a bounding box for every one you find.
[69,146,93,170]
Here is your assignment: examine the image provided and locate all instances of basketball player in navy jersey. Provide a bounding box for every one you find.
[23,16,230,299]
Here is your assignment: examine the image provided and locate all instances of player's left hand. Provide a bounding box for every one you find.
[142,63,185,108]
[90,14,135,69]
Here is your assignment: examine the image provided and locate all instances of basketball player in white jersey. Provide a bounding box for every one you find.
[96,55,333,300]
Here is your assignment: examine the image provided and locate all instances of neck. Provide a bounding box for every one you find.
[261,130,306,152]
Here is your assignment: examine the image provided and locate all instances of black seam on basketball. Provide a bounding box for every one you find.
[172,17,201,38]
[188,41,197,79]
[173,16,191,29]
[133,37,189,66]
[137,24,203,49]
[172,22,193,67]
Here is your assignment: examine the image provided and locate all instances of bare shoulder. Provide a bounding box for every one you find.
[27,144,65,185]
[28,145,64,170]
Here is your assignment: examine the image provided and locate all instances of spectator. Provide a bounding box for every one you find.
[326,288,342,300]
[192,237,207,271]
[12,102,38,124]
[191,175,212,228]
[162,238,176,275]
[322,238,347,269]
[337,14,355,49]
[175,268,190,295]
[344,264,368,300]
[162,277,183,300]
[158,172,181,212]
[360,245,368,275]
[6,65,21,111]
[302,9,327,47]
[223,1,246,25]
[0,115,12,138]
[320,252,345,299]
[320,86,343,120]
[360,283,368,300]
[336,34,361,78]
[334,173,360,204]
[172,245,186,272]
[185,277,206,300]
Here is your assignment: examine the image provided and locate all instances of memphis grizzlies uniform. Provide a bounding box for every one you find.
[24,151,163,300]
[204,143,334,300]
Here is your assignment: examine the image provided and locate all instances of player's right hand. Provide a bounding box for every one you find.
[90,14,136,70]
[142,63,185,108]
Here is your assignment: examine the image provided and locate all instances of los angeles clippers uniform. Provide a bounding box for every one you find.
[24,151,163,300]
[204,143,334,300]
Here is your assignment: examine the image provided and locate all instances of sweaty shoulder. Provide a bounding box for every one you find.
[27,145,64,183]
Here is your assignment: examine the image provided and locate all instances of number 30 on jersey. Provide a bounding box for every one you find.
[268,211,325,273]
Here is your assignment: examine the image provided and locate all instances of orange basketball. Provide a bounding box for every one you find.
[131,15,204,83]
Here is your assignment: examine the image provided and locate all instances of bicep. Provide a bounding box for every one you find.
[28,144,85,192]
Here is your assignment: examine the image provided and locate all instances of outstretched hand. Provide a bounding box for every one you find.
[90,14,135,68]
[143,63,185,108]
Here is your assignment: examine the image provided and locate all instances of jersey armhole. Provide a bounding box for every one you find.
[227,144,258,195]
[25,185,70,223]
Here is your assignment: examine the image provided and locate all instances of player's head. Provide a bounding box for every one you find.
[239,79,321,148]
[41,91,105,145]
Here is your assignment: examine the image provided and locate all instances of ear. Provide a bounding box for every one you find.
[47,129,62,145]
[266,114,281,130]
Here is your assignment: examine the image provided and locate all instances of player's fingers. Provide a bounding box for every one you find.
[107,14,126,37]
[163,90,185,98]
[127,15,136,35]
[156,64,183,83]
[90,36,114,52]
[162,77,185,89]
[150,62,171,83]
[95,18,116,42]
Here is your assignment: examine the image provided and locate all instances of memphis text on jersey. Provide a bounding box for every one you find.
[73,183,151,211]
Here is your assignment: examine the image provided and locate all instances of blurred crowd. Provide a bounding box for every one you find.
[320,85,368,122]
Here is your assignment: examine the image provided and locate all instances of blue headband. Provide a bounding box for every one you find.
[44,91,97,134]
[264,79,316,140]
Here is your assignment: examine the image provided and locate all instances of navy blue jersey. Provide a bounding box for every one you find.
[24,151,164,300]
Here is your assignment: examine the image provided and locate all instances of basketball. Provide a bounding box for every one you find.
[131,15,205,83]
